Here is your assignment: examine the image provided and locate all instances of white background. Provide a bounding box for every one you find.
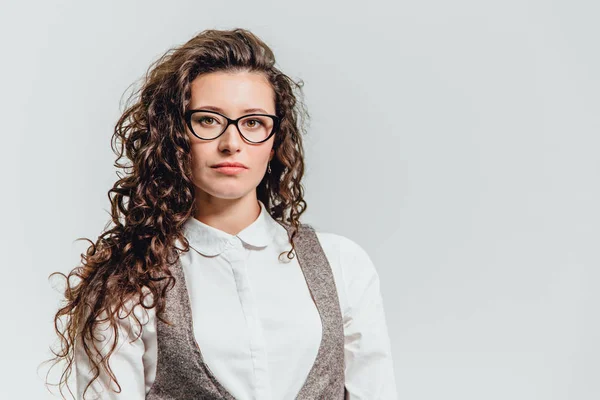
[1,0,599,399]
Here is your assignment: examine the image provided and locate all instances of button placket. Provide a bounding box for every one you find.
[225,241,272,399]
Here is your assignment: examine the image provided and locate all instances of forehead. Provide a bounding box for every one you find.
[189,70,275,114]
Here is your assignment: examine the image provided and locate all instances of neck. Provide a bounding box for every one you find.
[193,191,261,236]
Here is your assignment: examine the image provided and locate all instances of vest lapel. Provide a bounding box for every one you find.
[280,222,347,399]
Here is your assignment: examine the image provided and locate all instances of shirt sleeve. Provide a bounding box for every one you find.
[74,296,155,400]
[340,237,399,399]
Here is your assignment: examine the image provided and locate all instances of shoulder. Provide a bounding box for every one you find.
[312,229,380,316]
[314,230,376,276]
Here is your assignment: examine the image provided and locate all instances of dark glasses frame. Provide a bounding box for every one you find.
[184,109,281,143]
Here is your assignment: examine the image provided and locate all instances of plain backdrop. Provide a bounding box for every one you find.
[1,0,599,399]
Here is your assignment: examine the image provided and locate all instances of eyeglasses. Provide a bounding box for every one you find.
[184,109,280,143]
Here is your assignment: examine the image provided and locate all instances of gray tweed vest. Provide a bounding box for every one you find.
[146,222,347,399]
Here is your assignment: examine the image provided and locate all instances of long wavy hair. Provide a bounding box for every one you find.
[43,27,309,399]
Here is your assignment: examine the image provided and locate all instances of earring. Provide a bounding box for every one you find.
[267,161,272,174]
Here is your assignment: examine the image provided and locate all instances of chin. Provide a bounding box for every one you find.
[197,185,253,200]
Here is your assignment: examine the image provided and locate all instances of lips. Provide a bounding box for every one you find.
[211,162,247,169]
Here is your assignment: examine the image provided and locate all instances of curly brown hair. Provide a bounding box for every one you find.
[43,27,310,399]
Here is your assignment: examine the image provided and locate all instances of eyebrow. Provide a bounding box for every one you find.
[194,105,271,114]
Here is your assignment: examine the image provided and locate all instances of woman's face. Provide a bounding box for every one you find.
[186,70,276,203]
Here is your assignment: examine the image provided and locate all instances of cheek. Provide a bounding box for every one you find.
[189,141,214,164]
[250,147,272,168]
[189,146,212,182]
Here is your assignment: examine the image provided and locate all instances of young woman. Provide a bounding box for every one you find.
[47,28,397,399]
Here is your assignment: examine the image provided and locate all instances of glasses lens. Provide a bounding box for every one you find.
[238,115,274,142]
[189,112,275,142]
[189,112,227,139]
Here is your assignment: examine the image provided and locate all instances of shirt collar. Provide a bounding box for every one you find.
[183,199,279,256]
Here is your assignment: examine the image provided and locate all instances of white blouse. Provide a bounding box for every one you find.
[74,200,398,399]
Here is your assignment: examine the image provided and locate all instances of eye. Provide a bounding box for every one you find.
[245,119,263,128]
[200,117,216,125]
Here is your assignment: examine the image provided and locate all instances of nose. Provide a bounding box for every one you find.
[218,122,243,152]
